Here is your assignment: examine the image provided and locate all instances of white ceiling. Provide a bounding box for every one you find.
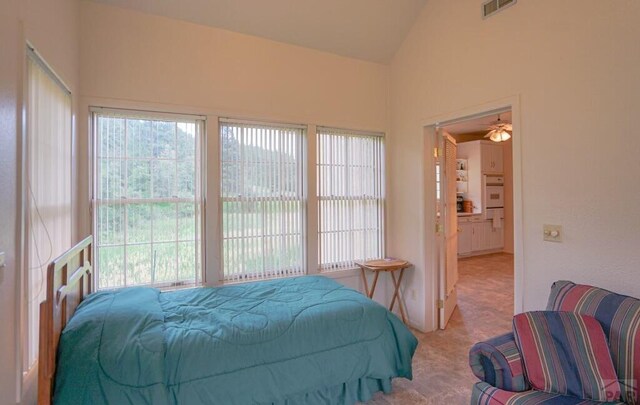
[89,0,428,63]
[443,111,513,135]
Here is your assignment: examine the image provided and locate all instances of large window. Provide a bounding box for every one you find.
[317,127,385,271]
[220,119,305,282]
[93,109,204,289]
[24,48,73,370]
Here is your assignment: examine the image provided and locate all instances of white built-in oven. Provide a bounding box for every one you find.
[485,175,505,209]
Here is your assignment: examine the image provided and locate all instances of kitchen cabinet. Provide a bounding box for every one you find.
[487,224,504,250]
[471,221,488,251]
[458,215,504,256]
[458,221,472,255]
[481,142,503,174]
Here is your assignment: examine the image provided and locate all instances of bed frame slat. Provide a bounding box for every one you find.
[38,236,93,405]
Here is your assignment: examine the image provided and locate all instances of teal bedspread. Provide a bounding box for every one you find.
[54,276,418,404]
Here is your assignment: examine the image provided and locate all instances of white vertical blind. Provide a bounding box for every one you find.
[220,120,305,282]
[93,110,204,290]
[317,127,384,271]
[25,52,73,370]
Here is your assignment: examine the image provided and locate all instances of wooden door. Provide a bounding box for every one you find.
[438,131,458,329]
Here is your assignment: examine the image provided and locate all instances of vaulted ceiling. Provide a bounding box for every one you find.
[89,0,428,63]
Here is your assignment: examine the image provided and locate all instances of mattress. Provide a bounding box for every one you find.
[54,275,418,404]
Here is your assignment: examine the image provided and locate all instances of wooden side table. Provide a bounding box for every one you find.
[355,259,411,324]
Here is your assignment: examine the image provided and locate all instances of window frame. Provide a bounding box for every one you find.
[218,118,308,283]
[86,111,386,288]
[316,127,386,272]
[90,107,207,290]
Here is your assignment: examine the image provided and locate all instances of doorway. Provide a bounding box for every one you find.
[428,102,520,330]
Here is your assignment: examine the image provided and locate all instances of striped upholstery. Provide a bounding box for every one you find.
[513,311,620,402]
[472,382,626,405]
[469,333,529,392]
[548,281,640,405]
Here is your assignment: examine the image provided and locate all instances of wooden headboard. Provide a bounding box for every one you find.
[38,236,93,405]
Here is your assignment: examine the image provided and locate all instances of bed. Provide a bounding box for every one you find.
[38,236,418,405]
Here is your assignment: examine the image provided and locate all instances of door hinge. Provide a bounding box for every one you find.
[435,223,443,234]
[437,299,444,309]
[433,147,442,158]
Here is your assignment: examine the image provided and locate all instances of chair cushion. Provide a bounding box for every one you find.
[513,311,620,402]
[548,280,640,404]
[471,382,626,405]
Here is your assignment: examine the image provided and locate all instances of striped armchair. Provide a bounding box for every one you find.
[469,281,640,405]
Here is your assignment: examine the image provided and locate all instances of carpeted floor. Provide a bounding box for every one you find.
[365,253,514,404]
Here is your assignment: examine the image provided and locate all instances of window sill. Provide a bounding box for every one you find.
[319,267,360,279]
[216,268,362,286]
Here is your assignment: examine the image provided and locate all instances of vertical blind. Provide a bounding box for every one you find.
[25,51,73,370]
[317,127,385,271]
[93,109,204,290]
[220,120,305,282]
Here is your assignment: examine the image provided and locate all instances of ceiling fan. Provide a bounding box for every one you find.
[484,114,512,142]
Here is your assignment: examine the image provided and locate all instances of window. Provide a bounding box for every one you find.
[92,109,204,290]
[24,48,73,370]
[220,119,305,282]
[317,127,385,271]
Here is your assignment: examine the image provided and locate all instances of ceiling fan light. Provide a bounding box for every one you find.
[488,129,511,142]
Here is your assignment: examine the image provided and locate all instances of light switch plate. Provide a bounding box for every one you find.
[543,225,562,242]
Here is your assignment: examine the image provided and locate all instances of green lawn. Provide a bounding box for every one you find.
[97,201,305,288]
[97,202,199,288]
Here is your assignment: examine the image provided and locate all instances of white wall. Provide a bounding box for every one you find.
[77,2,390,297]
[0,0,80,403]
[0,3,22,402]
[78,2,388,130]
[388,0,640,331]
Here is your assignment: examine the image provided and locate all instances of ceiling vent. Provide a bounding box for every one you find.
[482,0,516,19]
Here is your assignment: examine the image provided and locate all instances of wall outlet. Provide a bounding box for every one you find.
[543,225,563,242]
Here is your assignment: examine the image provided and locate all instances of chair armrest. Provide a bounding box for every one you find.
[469,332,530,392]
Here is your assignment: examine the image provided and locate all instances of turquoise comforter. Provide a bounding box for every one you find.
[54,276,418,404]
